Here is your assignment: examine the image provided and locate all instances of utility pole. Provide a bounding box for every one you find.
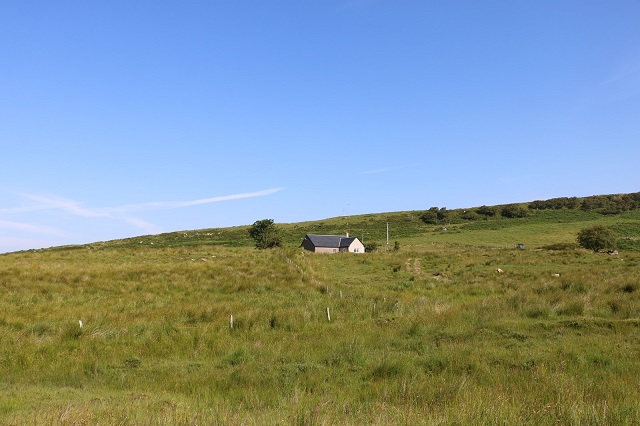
[386,222,389,252]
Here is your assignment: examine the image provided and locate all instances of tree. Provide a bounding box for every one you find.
[500,204,529,218]
[419,207,439,224]
[436,207,450,224]
[476,205,498,217]
[420,207,448,225]
[460,210,479,221]
[248,219,282,249]
[577,225,617,252]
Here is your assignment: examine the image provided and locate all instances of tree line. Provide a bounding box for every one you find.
[420,192,640,225]
[419,203,530,224]
[529,192,640,215]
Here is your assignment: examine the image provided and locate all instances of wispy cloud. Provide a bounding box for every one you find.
[17,194,109,217]
[601,63,640,87]
[0,219,70,236]
[596,60,640,102]
[3,187,284,216]
[2,187,284,235]
[120,215,164,235]
[109,187,284,213]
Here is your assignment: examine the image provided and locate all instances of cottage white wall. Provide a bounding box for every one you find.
[348,239,365,253]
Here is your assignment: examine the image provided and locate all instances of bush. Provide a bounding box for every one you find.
[577,225,617,252]
[419,209,438,224]
[420,207,449,225]
[500,204,529,218]
[460,210,479,221]
[364,241,379,252]
[529,197,580,210]
[476,205,498,217]
[248,219,283,249]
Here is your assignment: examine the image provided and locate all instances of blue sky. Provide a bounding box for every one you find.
[2,1,640,253]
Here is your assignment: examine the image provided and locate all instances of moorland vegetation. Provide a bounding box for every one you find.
[1,192,640,424]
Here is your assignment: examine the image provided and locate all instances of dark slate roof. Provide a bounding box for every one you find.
[304,234,357,248]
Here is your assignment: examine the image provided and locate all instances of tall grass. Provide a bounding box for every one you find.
[2,207,640,424]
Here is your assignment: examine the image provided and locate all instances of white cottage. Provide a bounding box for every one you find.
[300,234,365,254]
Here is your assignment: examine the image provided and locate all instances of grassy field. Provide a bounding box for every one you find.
[2,204,640,424]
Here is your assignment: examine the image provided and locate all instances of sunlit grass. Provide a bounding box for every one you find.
[2,206,640,424]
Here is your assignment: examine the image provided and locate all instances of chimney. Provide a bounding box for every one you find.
[345,231,349,237]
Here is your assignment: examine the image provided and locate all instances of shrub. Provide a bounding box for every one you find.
[476,205,498,217]
[500,204,529,218]
[420,208,439,224]
[420,207,449,224]
[364,241,379,252]
[460,210,479,221]
[248,219,283,249]
[577,225,617,252]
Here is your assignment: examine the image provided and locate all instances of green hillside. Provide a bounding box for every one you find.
[82,192,640,253]
[2,193,640,424]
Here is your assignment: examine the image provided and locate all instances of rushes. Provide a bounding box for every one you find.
[1,244,640,424]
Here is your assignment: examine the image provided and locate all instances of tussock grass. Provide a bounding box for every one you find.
[2,206,640,423]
